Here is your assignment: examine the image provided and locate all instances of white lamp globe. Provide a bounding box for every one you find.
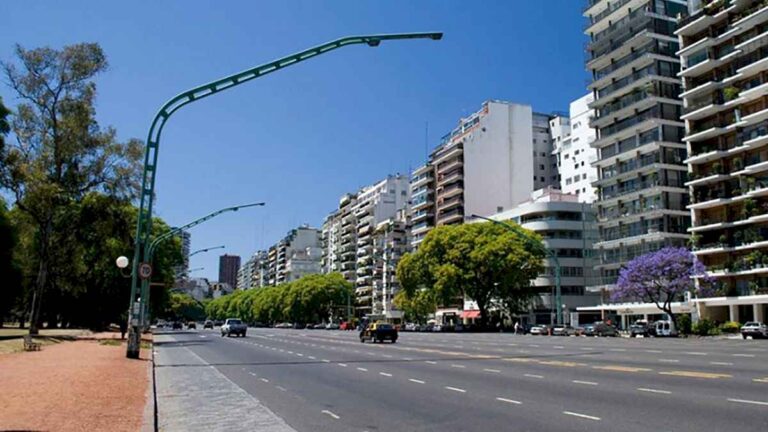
[116,256,129,269]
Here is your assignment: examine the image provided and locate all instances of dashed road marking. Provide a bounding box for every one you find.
[609,348,626,352]
[659,371,731,379]
[573,380,598,386]
[357,367,368,372]
[658,359,680,363]
[563,411,601,421]
[733,354,756,358]
[524,374,544,379]
[321,410,340,419]
[593,365,650,373]
[276,386,287,392]
[445,386,466,393]
[296,353,304,357]
[308,356,316,359]
[645,350,663,353]
[484,368,501,373]
[638,387,671,394]
[496,397,522,405]
[409,378,425,384]
[553,346,565,349]
[260,378,269,383]
[425,361,437,364]
[337,363,348,367]
[451,364,466,368]
[379,372,393,377]
[321,359,330,363]
[710,361,733,366]
[753,377,768,383]
[684,352,707,356]
[727,398,768,406]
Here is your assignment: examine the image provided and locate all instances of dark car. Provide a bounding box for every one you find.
[629,323,649,337]
[187,321,197,329]
[587,322,618,337]
[171,321,183,330]
[360,322,398,343]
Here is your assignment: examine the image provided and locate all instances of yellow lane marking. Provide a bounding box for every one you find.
[592,365,651,373]
[658,371,732,379]
[539,360,587,367]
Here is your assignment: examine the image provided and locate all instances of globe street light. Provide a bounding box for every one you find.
[125,32,442,359]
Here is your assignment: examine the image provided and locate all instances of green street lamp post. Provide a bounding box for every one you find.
[469,214,563,325]
[126,32,442,358]
[189,245,226,258]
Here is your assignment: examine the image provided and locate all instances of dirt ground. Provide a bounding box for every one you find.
[0,337,151,432]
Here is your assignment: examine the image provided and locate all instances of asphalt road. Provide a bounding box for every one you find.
[158,328,768,432]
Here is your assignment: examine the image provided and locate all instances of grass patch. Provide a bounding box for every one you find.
[141,341,152,349]
[0,328,90,338]
[99,339,122,346]
[0,336,61,355]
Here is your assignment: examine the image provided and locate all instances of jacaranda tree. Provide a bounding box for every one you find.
[614,247,710,328]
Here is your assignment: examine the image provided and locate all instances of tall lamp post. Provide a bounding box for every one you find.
[189,245,226,258]
[126,32,442,358]
[469,214,563,325]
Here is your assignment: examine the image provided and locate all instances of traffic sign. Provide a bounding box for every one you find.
[138,262,153,280]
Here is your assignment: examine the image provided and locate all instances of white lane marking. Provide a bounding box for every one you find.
[710,361,733,366]
[383,354,393,358]
[308,356,316,360]
[260,378,269,383]
[337,363,348,367]
[529,344,540,348]
[645,350,663,353]
[379,372,393,377]
[684,352,707,356]
[733,354,756,358]
[524,374,544,379]
[425,361,437,364]
[638,387,671,395]
[287,351,293,354]
[507,343,518,346]
[451,364,466,368]
[445,386,466,393]
[321,410,340,419]
[554,346,564,349]
[409,378,425,384]
[563,411,601,421]
[484,368,501,373]
[496,397,522,405]
[658,359,680,363]
[609,348,626,352]
[727,398,768,406]
[573,380,598,386]
[580,347,593,351]
[321,359,330,363]
[296,353,304,357]
[357,367,368,372]
[279,349,284,352]
[276,386,287,392]
[248,372,257,376]
[403,357,414,361]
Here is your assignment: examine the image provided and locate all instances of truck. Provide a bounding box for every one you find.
[221,318,247,337]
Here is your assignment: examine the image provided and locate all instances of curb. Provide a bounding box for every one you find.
[141,336,158,432]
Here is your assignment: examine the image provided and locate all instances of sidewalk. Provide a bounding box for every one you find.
[0,336,150,432]
[154,333,296,432]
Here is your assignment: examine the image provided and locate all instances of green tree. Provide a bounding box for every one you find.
[0,198,23,326]
[393,289,436,324]
[0,44,142,333]
[397,222,545,328]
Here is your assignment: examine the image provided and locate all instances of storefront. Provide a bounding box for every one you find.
[693,294,768,323]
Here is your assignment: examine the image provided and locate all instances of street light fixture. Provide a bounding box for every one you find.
[469,213,563,325]
[126,32,442,359]
[189,245,226,258]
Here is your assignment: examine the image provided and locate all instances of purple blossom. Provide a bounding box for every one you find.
[613,247,710,304]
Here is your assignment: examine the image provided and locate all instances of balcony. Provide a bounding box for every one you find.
[676,0,735,38]
[584,0,645,35]
[432,144,463,165]
[437,170,463,186]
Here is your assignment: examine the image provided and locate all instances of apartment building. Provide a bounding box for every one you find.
[321,211,342,274]
[677,0,768,323]
[172,229,191,280]
[411,100,559,244]
[477,188,600,325]
[370,209,410,320]
[584,0,692,290]
[274,225,322,284]
[237,250,268,290]
[218,254,241,289]
[552,94,600,203]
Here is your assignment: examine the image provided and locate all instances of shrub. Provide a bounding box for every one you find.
[723,86,740,101]
[692,318,720,336]
[719,321,741,334]
[677,314,692,335]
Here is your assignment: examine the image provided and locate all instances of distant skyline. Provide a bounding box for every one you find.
[0,1,589,281]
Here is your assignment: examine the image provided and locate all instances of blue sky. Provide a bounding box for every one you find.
[1,1,589,281]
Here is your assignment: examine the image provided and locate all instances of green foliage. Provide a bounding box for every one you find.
[719,321,741,334]
[393,289,437,324]
[676,314,692,335]
[167,292,205,321]
[0,198,23,324]
[692,318,720,336]
[397,222,546,327]
[723,86,740,101]
[204,273,353,325]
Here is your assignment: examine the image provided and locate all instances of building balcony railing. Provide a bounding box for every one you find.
[585,0,633,30]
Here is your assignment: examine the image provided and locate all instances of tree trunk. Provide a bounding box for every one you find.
[28,219,52,335]
[476,298,489,330]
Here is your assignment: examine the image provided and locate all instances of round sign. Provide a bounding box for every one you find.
[138,262,153,280]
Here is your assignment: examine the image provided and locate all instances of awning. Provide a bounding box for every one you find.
[460,310,480,319]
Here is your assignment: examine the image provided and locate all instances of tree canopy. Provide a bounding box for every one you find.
[205,273,353,324]
[396,222,546,327]
[614,247,711,327]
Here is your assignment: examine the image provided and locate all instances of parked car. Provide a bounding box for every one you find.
[187,321,197,329]
[741,321,768,339]
[171,321,183,330]
[359,322,398,343]
[275,322,292,329]
[629,321,650,337]
[221,318,247,337]
[313,323,326,329]
[203,320,214,329]
[530,325,550,335]
[552,325,576,336]
[586,322,618,337]
[214,320,224,326]
[326,323,340,330]
[340,321,355,331]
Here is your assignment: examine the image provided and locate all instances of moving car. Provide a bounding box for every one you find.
[187,321,197,329]
[203,320,214,329]
[585,322,617,337]
[359,322,398,343]
[741,321,768,339]
[221,318,247,337]
[171,321,183,330]
[552,325,576,336]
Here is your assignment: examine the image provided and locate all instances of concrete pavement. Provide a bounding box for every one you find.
[155,328,767,431]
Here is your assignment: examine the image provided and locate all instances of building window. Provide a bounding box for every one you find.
[540,176,545,182]
[582,173,587,180]
[497,206,503,213]
[540,164,545,170]
[564,154,570,159]
[541,152,546,157]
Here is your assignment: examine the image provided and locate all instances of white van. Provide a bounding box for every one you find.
[652,320,677,337]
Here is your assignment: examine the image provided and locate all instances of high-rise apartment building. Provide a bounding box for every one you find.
[678,0,768,323]
[218,254,241,289]
[274,225,322,284]
[553,94,600,203]
[321,211,342,274]
[237,250,269,290]
[370,209,410,320]
[172,229,191,280]
[410,100,560,245]
[584,0,692,290]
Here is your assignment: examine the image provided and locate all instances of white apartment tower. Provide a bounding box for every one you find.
[552,94,600,203]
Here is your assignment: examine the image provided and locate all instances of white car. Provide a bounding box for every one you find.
[741,322,768,339]
[530,325,547,335]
